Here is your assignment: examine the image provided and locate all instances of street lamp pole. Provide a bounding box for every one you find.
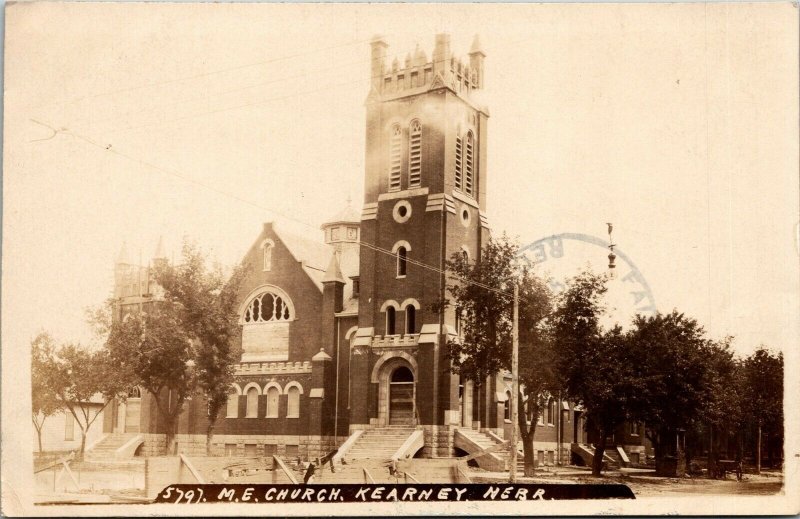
[509,282,519,482]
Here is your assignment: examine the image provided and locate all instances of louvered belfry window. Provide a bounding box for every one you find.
[464,131,475,196]
[408,120,422,187]
[389,124,402,191]
[454,135,463,191]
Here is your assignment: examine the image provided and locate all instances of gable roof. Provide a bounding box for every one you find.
[270,223,331,291]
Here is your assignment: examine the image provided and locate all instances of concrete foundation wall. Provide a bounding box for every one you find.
[138,433,346,460]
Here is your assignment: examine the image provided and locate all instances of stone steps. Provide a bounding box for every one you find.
[344,427,416,462]
[85,433,141,460]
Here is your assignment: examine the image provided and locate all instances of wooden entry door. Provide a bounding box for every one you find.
[389,366,415,425]
[124,398,141,433]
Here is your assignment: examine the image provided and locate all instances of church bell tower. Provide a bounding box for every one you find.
[349,33,490,454]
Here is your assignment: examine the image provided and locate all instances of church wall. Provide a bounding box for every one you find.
[237,222,323,361]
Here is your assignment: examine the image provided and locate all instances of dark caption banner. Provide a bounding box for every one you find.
[155,483,635,503]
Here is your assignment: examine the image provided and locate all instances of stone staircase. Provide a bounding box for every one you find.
[570,443,620,469]
[454,428,514,472]
[85,433,142,460]
[342,426,417,461]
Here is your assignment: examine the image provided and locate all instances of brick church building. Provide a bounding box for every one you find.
[104,34,648,467]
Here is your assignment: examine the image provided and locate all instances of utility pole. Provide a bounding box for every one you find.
[509,283,519,482]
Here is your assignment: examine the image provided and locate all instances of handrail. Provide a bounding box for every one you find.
[272,455,299,484]
[456,464,472,483]
[179,454,205,484]
[391,430,424,462]
[404,471,421,483]
[363,467,375,483]
[34,452,75,474]
[332,430,363,465]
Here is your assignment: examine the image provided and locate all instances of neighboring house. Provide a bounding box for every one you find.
[33,397,105,454]
[104,33,648,465]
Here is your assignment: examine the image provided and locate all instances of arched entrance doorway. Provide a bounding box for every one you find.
[389,366,415,425]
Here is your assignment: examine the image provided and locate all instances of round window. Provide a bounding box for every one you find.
[460,206,471,227]
[393,200,412,223]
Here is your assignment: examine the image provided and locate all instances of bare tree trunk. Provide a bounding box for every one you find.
[206,420,216,456]
[592,427,607,476]
[79,428,87,460]
[756,422,762,475]
[521,432,535,476]
[33,417,45,454]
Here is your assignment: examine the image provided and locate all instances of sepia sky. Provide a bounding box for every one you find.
[4,2,799,359]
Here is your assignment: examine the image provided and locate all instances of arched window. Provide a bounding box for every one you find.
[396,246,407,277]
[226,388,239,418]
[386,306,396,335]
[245,387,259,418]
[389,124,402,191]
[262,239,274,271]
[287,386,300,418]
[408,120,422,187]
[243,290,292,323]
[454,134,463,191]
[464,131,475,196]
[405,305,416,334]
[504,391,512,421]
[266,386,280,418]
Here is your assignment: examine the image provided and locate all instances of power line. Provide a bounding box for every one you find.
[358,241,512,296]
[25,35,378,113]
[45,123,514,298]
[35,34,544,138]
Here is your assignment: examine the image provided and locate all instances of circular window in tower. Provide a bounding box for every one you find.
[460,206,471,227]
[393,200,412,224]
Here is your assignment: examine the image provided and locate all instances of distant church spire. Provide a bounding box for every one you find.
[116,242,130,265]
[153,236,166,260]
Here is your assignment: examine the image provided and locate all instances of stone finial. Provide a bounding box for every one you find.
[312,348,332,362]
[322,251,345,284]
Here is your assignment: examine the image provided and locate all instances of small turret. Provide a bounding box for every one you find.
[469,34,485,88]
[433,33,451,76]
[414,44,427,67]
[152,236,168,269]
[116,242,130,265]
[114,242,131,299]
[320,201,360,246]
[370,35,388,91]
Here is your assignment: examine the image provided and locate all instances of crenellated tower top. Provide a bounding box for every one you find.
[368,33,486,105]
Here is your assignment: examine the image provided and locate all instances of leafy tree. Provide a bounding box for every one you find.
[107,302,193,454]
[445,234,555,476]
[625,310,714,476]
[742,347,783,472]
[152,241,246,454]
[105,240,245,454]
[550,271,632,476]
[697,337,744,474]
[37,340,125,458]
[31,333,63,453]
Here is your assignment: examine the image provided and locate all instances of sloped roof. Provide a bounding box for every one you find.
[322,205,361,226]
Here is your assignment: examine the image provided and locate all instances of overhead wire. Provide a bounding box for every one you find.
[54,124,514,297]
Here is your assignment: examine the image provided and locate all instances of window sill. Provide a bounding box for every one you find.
[266,415,279,419]
[287,415,299,419]
[396,275,406,279]
[504,419,511,424]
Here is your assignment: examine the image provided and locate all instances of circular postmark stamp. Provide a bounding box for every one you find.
[518,233,657,323]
